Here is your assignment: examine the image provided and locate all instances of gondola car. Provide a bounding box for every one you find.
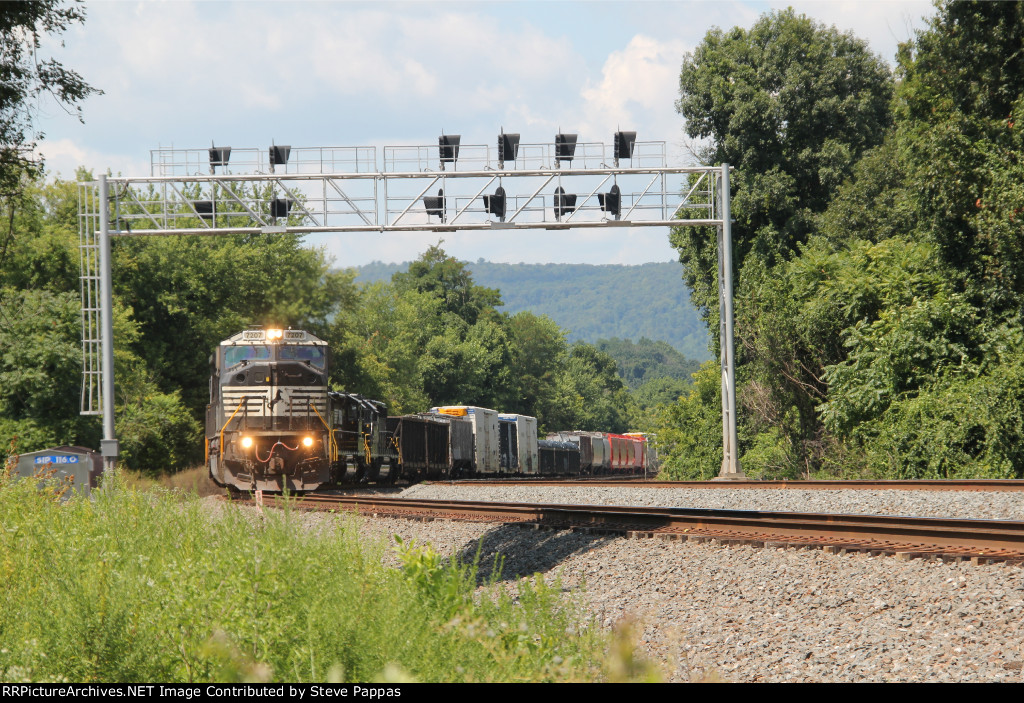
[538,439,581,475]
[548,431,610,474]
[386,413,473,481]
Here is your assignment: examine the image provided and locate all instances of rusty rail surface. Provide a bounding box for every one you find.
[253,494,1024,564]
[429,478,1024,492]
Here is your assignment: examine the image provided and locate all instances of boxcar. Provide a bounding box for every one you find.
[431,406,500,474]
[498,413,539,475]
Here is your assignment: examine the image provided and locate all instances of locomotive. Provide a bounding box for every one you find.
[206,329,650,492]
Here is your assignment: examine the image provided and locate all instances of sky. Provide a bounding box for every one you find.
[36,0,935,267]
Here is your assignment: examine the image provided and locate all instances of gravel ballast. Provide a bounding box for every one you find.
[376,483,1024,682]
[236,484,1024,682]
[400,483,1024,521]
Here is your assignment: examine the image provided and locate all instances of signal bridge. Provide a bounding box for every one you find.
[78,132,740,478]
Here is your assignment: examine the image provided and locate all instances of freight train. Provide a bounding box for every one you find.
[206,329,650,492]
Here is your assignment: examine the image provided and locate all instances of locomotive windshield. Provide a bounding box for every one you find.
[278,345,326,369]
[223,345,272,367]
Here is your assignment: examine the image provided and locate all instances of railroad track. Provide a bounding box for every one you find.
[429,478,1024,491]
[247,493,1024,565]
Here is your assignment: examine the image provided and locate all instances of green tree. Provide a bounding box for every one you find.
[668,8,894,475]
[595,337,700,390]
[112,232,356,415]
[392,243,502,325]
[0,1,100,277]
[651,363,722,480]
[503,312,566,423]
[672,8,893,320]
[547,343,633,433]
[328,281,438,414]
[0,288,96,451]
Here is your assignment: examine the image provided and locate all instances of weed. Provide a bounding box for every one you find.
[0,477,615,683]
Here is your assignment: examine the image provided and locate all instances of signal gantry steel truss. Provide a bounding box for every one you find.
[78,138,741,476]
[92,141,720,235]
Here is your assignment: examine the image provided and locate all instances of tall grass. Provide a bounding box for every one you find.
[0,468,628,683]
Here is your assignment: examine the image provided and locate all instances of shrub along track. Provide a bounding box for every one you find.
[243,493,1024,566]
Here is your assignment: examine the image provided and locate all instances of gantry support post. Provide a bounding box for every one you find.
[717,163,743,478]
[98,174,119,472]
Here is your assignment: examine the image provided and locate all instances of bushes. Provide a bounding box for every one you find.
[0,472,612,683]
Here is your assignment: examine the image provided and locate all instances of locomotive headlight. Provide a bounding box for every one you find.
[302,436,314,448]
[267,329,283,340]
[241,436,254,449]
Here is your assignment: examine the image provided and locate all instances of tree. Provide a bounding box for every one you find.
[667,9,894,476]
[672,8,893,320]
[0,1,100,275]
[649,363,722,479]
[112,230,357,416]
[392,243,502,325]
[503,311,566,423]
[546,343,633,433]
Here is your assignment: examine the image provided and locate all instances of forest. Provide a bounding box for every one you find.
[658,2,1024,479]
[2,216,657,472]
[357,260,711,361]
[3,1,1022,483]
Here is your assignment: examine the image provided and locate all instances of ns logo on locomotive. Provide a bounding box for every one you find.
[206,329,649,493]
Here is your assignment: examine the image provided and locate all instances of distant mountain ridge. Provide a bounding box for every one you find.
[353,260,711,361]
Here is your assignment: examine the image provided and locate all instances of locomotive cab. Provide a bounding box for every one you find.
[206,329,331,492]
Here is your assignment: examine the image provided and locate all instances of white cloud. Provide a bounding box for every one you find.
[30,0,937,265]
[35,138,149,181]
[578,34,689,163]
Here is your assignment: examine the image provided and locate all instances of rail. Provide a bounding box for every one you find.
[248,494,1024,564]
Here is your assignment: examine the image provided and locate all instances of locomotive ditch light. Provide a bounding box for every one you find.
[598,184,622,219]
[553,186,576,220]
[555,133,577,164]
[424,189,446,223]
[439,134,460,170]
[209,145,231,172]
[498,131,520,168]
[482,186,507,221]
[270,198,292,219]
[613,131,637,166]
[241,436,254,449]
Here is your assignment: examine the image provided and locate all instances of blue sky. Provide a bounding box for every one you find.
[37,0,934,267]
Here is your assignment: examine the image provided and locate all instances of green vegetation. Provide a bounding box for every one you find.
[2,213,640,468]
[357,260,711,361]
[0,469,624,683]
[657,1,1024,479]
[595,337,701,390]
[329,245,635,434]
[0,2,100,193]
[10,1,1020,485]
